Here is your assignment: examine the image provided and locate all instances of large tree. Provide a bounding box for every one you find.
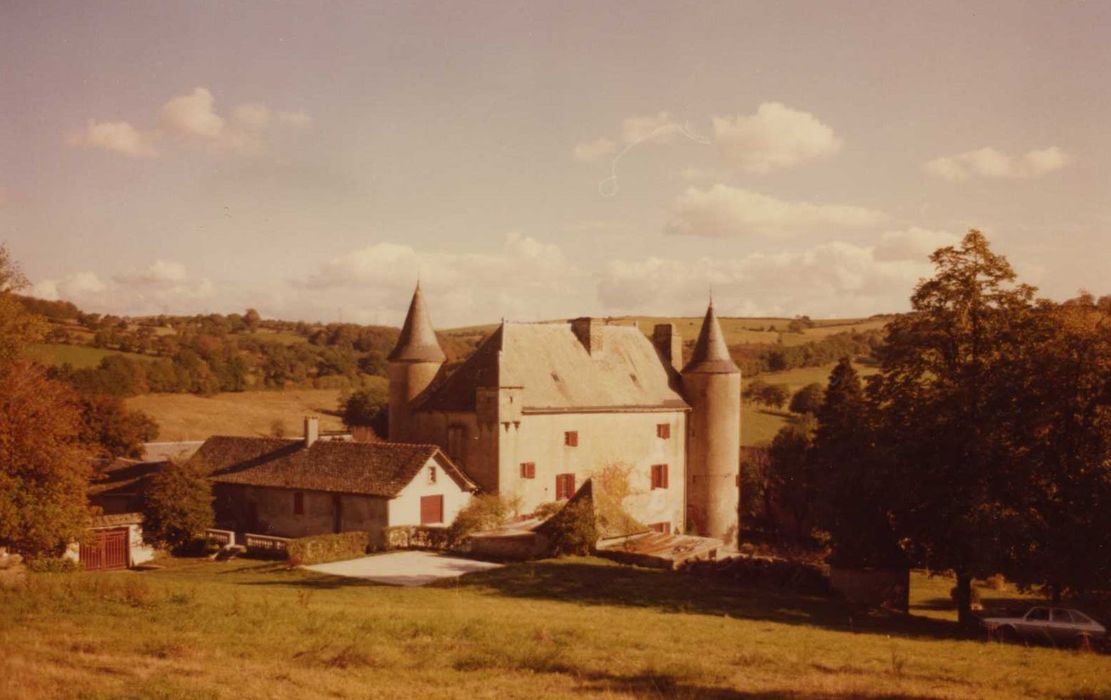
[872,230,1036,624]
[142,460,213,550]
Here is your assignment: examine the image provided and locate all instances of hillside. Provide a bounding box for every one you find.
[3,557,1106,700]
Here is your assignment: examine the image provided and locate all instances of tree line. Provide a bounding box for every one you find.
[754,231,1110,623]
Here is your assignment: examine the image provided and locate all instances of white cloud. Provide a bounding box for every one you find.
[161,87,226,139]
[665,184,887,238]
[297,233,591,325]
[598,241,934,318]
[68,87,310,159]
[66,120,159,158]
[572,138,617,162]
[712,102,842,173]
[32,261,213,315]
[924,146,1069,181]
[874,228,960,262]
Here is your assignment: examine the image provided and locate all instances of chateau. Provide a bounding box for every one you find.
[388,284,742,544]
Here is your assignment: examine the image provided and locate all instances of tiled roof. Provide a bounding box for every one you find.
[90,512,144,528]
[417,321,689,413]
[197,436,474,497]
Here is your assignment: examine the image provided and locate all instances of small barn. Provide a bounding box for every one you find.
[196,421,476,544]
[66,513,157,571]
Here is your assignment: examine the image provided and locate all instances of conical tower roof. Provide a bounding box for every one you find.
[388,283,446,363]
[682,302,739,374]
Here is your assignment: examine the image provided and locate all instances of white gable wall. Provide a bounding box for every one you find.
[388,455,473,527]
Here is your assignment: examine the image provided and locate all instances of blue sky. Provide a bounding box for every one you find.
[1,1,1108,326]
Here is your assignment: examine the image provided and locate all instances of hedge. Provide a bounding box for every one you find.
[286,531,370,566]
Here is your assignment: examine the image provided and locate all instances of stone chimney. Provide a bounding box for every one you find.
[303,416,319,447]
[653,323,682,371]
[571,317,604,356]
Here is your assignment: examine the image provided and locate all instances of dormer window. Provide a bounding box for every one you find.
[564,431,578,447]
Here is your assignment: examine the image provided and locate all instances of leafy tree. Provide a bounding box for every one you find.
[243,308,261,331]
[789,383,825,415]
[77,395,160,459]
[760,383,791,410]
[0,245,45,365]
[341,387,388,427]
[742,379,770,402]
[872,230,1035,625]
[811,358,904,568]
[0,363,92,556]
[766,415,818,537]
[142,460,214,550]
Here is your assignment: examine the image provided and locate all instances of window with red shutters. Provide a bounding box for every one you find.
[649,522,671,534]
[420,495,444,525]
[293,492,304,515]
[520,462,536,479]
[428,466,437,483]
[651,464,669,489]
[555,473,575,500]
[656,423,670,439]
[564,431,578,447]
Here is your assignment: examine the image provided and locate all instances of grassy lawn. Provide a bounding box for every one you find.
[26,343,154,369]
[126,388,355,441]
[2,557,1105,699]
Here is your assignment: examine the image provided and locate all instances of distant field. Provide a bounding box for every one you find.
[739,361,880,446]
[125,387,362,441]
[3,557,1105,699]
[26,343,154,369]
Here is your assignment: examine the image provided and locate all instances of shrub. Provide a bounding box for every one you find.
[26,557,81,573]
[538,497,596,556]
[286,531,370,566]
[531,501,564,521]
[448,494,513,544]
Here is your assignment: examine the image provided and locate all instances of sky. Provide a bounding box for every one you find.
[1,1,1109,327]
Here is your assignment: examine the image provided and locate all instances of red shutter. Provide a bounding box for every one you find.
[564,431,578,447]
[650,522,671,534]
[420,495,444,525]
[521,462,536,479]
[651,464,669,489]
[657,423,670,439]
[556,473,575,500]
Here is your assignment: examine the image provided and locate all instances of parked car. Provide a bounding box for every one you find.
[982,606,1106,648]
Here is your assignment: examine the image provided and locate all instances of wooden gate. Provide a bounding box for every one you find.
[80,527,129,571]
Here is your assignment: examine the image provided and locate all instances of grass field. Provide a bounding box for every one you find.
[2,557,1106,699]
[26,343,154,369]
[739,361,881,446]
[125,388,357,441]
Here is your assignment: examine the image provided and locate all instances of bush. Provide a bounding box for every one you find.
[531,501,564,521]
[286,531,370,566]
[26,557,81,573]
[538,497,596,556]
[448,495,513,544]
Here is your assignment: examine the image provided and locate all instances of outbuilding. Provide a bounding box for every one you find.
[196,419,476,544]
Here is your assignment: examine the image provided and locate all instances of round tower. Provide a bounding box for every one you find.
[681,301,741,545]
[387,283,445,441]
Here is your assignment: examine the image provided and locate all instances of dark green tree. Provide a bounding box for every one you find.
[341,387,388,427]
[872,230,1035,624]
[142,460,214,551]
[789,382,825,415]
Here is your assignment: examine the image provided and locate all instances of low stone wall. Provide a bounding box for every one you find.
[830,567,910,611]
[466,532,549,561]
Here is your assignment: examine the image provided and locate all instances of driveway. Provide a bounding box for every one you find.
[303,550,503,586]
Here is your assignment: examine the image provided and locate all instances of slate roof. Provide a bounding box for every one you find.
[416,321,689,413]
[196,436,475,497]
[388,283,446,363]
[683,303,740,374]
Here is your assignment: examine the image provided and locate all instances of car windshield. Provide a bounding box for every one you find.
[1027,608,1049,621]
[1069,610,1093,624]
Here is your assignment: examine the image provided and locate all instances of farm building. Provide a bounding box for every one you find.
[66,513,156,571]
[195,419,476,543]
[88,457,170,515]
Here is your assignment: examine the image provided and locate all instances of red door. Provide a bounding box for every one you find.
[420,495,444,525]
[80,527,129,570]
